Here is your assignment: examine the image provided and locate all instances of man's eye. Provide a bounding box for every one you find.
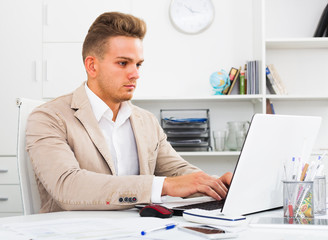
[118,62,127,66]
[137,63,143,68]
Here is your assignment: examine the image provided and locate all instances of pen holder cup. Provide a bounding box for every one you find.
[283,181,314,218]
[313,176,326,215]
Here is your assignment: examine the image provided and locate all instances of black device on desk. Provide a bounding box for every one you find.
[139,204,173,218]
[178,225,237,239]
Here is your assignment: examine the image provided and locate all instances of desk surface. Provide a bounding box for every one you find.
[0,209,328,240]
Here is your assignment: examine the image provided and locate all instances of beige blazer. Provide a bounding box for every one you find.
[26,84,200,213]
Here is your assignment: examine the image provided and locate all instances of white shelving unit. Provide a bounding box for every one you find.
[264,0,328,155]
[266,38,328,49]
[178,151,240,157]
[133,0,328,174]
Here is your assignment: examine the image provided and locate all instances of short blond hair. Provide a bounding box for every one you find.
[82,12,146,61]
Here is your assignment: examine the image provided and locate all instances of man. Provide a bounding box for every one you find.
[26,12,232,213]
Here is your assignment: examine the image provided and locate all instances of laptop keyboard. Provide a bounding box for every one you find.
[174,199,225,211]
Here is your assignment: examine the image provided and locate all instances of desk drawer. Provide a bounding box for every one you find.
[0,157,19,184]
[0,185,23,212]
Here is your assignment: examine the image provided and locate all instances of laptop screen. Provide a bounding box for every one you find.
[222,114,321,215]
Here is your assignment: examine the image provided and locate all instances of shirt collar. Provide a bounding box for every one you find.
[84,83,131,124]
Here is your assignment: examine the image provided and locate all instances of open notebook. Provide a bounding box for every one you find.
[143,114,322,216]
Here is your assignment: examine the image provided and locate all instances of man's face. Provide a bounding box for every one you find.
[92,36,144,104]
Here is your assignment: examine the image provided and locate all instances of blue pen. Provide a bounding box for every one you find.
[141,223,177,236]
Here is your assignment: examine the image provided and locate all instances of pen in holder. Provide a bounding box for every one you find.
[283,180,314,219]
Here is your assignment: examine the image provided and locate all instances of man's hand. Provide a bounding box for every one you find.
[161,171,233,201]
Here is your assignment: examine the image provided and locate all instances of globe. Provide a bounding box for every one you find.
[209,70,230,95]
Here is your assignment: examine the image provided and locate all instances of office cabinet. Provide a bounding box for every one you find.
[0,0,43,155]
[0,157,23,216]
[0,157,20,185]
[0,0,42,216]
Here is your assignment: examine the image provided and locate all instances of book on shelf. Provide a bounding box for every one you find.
[246,60,259,94]
[228,66,241,95]
[243,64,247,95]
[314,3,328,37]
[266,66,279,94]
[266,99,275,114]
[255,61,259,94]
[223,67,238,94]
[267,64,287,95]
[239,69,246,95]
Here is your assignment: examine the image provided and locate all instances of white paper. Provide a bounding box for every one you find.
[2,217,176,240]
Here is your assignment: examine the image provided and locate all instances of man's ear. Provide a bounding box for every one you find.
[84,56,97,78]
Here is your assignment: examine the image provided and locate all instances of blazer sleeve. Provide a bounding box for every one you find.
[26,107,154,211]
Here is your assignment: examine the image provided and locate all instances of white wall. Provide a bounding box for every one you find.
[132,0,254,98]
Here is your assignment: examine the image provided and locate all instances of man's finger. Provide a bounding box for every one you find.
[197,185,222,201]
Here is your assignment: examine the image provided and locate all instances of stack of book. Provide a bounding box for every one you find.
[220,60,260,95]
[266,64,287,95]
[246,60,260,95]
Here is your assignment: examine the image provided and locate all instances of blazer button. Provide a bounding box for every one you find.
[128,197,133,202]
[132,197,137,203]
[124,197,129,202]
[119,197,123,203]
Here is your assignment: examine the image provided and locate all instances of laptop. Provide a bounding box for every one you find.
[154,114,322,216]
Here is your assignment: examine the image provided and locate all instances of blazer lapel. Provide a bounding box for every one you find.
[71,84,117,175]
[129,105,150,175]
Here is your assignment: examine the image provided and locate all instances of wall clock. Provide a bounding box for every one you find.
[169,0,215,34]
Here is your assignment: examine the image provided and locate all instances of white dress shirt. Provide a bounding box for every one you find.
[85,84,164,203]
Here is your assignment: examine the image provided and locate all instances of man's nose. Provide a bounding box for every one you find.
[128,66,140,80]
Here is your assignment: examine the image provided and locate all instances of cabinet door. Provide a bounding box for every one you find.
[0,185,23,213]
[43,43,86,98]
[43,0,132,42]
[0,0,42,155]
[0,157,19,185]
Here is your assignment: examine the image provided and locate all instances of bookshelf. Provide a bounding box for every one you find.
[264,0,328,157]
[134,0,328,160]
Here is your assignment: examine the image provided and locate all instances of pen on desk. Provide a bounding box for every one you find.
[141,223,177,236]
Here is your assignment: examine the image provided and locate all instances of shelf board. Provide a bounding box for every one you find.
[132,95,264,102]
[178,151,240,157]
[266,38,328,49]
[266,95,328,101]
